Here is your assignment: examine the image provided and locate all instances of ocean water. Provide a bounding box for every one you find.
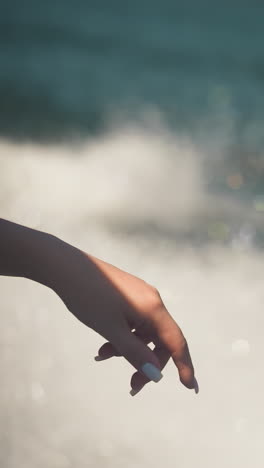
[1,2,264,145]
[1,3,264,468]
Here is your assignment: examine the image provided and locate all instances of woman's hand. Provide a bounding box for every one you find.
[52,241,198,396]
[0,218,198,396]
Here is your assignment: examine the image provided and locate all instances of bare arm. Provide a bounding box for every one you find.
[0,218,198,396]
[0,218,57,286]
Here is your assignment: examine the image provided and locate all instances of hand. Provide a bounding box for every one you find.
[52,241,198,396]
[0,219,198,395]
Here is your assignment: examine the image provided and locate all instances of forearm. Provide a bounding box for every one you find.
[0,218,61,289]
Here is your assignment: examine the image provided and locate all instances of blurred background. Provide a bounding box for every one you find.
[1,1,264,467]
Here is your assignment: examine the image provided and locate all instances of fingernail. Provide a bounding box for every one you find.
[194,377,199,394]
[94,356,105,361]
[130,388,140,397]
[141,363,163,383]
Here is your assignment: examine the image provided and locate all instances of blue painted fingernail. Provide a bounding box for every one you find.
[141,363,163,383]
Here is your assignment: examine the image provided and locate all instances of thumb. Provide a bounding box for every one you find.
[111,326,163,383]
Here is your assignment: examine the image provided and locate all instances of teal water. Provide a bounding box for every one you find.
[1,1,264,146]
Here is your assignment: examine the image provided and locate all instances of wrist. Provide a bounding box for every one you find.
[24,231,65,289]
[14,227,62,289]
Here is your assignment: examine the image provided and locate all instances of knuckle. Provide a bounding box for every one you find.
[170,334,188,359]
[175,330,187,351]
[180,336,188,353]
[147,286,162,308]
[143,287,164,323]
[178,337,193,368]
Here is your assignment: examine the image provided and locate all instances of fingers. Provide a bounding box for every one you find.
[153,309,198,391]
[94,308,199,395]
[96,324,163,384]
[94,341,122,361]
[95,333,167,395]
[95,330,151,361]
[130,344,170,395]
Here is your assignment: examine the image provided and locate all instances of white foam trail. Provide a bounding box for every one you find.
[1,129,261,239]
[0,129,205,228]
[0,129,264,467]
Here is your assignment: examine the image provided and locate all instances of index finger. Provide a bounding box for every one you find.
[153,308,199,392]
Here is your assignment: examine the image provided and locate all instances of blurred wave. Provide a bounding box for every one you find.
[1,125,264,246]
